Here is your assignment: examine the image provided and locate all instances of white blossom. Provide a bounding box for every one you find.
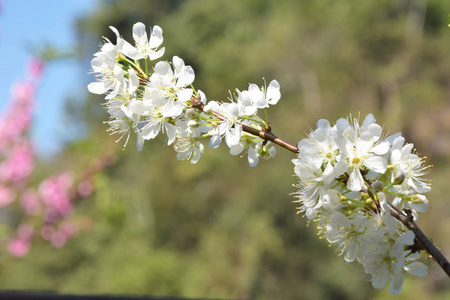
[241,80,281,109]
[390,144,431,194]
[88,51,125,99]
[145,56,195,118]
[292,114,432,294]
[207,102,242,149]
[132,22,165,60]
[174,130,204,164]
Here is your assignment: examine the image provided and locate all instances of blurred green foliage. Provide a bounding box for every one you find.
[2,0,450,299]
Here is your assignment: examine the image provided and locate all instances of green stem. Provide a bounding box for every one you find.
[123,56,146,77]
[264,108,269,126]
[145,58,149,75]
[240,115,267,128]
[191,84,198,97]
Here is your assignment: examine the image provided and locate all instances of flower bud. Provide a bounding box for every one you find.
[188,120,199,127]
[365,198,374,206]
[334,203,347,213]
[371,180,383,192]
[359,191,369,201]
[186,108,198,118]
[393,171,405,185]
[410,194,427,204]
[116,52,126,62]
[203,104,214,115]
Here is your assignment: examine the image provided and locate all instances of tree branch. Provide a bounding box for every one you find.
[190,95,450,278]
[190,96,299,154]
[388,203,450,277]
[238,123,299,154]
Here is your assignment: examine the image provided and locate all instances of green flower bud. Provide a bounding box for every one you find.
[365,198,374,206]
[359,191,369,201]
[116,52,126,62]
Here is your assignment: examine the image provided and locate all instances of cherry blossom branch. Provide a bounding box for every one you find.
[192,93,450,278]
[89,23,449,293]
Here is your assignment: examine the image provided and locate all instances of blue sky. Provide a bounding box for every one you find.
[0,0,97,158]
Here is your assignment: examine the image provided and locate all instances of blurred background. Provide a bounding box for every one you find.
[0,0,450,299]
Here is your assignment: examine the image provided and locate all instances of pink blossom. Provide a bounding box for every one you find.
[11,81,35,102]
[0,57,40,151]
[0,185,15,208]
[42,221,77,248]
[20,189,41,215]
[8,224,34,257]
[0,81,35,151]
[28,58,44,80]
[39,172,74,221]
[17,224,34,240]
[77,180,93,197]
[42,222,77,248]
[41,225,56,240]
[50,231,66,248]
[59,220,78,239]
[0,140,34,185]
[7,238,31,257]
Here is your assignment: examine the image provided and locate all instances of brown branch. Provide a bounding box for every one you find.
[239,123,299,154]
[190,95,299,154]
[388,203,450,277]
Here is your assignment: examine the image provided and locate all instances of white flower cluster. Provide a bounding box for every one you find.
[88,23,278,166]
[292,113,430,294]
[89,23,439,295]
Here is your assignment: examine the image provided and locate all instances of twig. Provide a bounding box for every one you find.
[190,96,299,154]
[388,203,450,277]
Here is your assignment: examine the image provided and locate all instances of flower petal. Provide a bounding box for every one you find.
[176,66,195,87]
[364,156,387,173]
[404,262,428,277]
[230,144,244,156]
[248,146,259,167]
[266,80,281,105]
[149,25,164,49]
[347,168,364,191]
[372,141,390,155]
[133,22,147,41]
[209,135,221,148]
[87,82,107,95]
